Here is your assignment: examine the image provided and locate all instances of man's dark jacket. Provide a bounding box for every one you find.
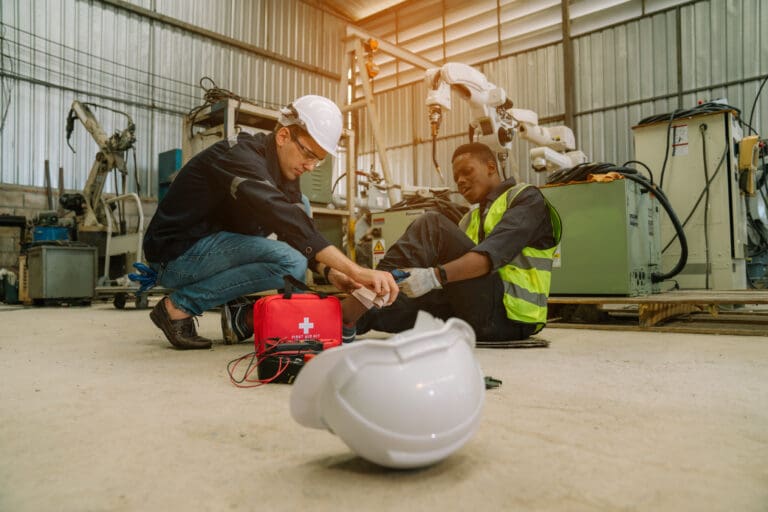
[144,132,330,264]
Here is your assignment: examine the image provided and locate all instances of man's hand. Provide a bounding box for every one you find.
[350,267,399,305]
[313,245,398,305]
[327,268,360,294]
[399,267,442,298]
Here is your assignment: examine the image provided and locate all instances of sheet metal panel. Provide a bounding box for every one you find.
[1,0,345,195]
[572,9,678,164]
[679,0,768,137]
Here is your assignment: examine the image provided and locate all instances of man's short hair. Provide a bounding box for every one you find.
[274,122,309,139]
[451,142,498,170]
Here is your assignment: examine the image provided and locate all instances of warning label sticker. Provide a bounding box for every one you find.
[372,239,386,267]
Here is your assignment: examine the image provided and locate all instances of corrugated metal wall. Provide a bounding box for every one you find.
[0,0,346,196]
[355,0,768,190]
[3,0,768,199]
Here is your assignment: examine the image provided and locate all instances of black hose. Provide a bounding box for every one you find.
[616,170,688,283]
[748,75,768,133]
[622,159,654,184]
[658,143,727,258]
[699,124,711,289]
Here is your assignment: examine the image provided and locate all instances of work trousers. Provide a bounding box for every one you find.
[357,211,537,341]
[150,231,306,316]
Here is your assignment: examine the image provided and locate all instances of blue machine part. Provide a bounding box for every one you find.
[32,226,69,241]
[158,148,182,201]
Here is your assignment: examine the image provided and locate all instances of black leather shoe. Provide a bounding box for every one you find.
[150,298,212,350]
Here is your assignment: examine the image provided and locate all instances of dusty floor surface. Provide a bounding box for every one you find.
[1,301,767,512]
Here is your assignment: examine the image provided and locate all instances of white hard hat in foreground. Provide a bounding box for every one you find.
[290,312,485,469]
[279,94,343,157]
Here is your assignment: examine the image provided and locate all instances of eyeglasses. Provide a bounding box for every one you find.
[290,132,326,168]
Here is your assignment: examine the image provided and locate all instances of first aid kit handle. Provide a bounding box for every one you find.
[282,275,328,299]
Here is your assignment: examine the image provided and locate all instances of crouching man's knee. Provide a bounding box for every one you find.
[284,249,308,282]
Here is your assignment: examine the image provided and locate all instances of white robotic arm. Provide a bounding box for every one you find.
[65,101,136,230]
[425,62,587,176]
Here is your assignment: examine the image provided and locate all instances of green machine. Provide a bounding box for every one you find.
[299,157,344,250]
[540,179,661,296]
[300,157,333,205]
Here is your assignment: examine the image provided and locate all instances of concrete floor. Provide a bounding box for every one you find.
[1,301,766,512]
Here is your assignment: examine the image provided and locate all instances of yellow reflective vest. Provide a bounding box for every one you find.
[458,183,562,331]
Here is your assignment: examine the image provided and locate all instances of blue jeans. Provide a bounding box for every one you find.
[151,231,307,316]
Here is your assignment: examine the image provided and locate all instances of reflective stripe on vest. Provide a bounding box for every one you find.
[459,183,562,327]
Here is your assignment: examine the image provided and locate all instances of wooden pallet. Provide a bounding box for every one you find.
[547,290,768,336]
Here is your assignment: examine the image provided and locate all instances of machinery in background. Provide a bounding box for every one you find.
[425,62,588,179]
[62,100,143,283]
[632,103,767,290]
[63,101,137,235]
[26,244,97,306]
[182,91,281,165]
[158,149,182,202]
[22,101,143,306]
[746,152,768,287]
[541,179,661,296]
[541,161,688,296]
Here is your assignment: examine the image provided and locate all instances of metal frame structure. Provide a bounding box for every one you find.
[339,25,438,207]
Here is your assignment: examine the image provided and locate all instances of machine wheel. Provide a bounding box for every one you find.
[135,294,149,309]
[113,293,127,309]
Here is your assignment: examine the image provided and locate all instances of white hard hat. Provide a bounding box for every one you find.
[290,312,485,469]
[279,95,343,157]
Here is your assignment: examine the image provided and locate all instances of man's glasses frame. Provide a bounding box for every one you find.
[290,130,325,168]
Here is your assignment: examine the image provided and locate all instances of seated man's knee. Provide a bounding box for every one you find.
[409,211,456,234]
[414,211,442,225]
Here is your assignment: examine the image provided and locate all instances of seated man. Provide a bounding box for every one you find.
[344,142,562,341]
[143,94,397,349]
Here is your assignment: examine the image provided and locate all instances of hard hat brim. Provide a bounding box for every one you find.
[290,340,356,429]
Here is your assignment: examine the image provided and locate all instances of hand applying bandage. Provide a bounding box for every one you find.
[399,267,443,298]
[351,287,390,309]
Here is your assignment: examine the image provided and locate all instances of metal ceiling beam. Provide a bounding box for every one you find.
[344,25,437,70]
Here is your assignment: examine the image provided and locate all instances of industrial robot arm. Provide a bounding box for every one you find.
[425,62,587,176]
[65,101,136,229]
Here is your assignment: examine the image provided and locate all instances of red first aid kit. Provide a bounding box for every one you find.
[252,276,343,356]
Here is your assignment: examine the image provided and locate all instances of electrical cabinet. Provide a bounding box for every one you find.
[369,209,426,268]
[541,179,661,296]
[632,110,747,290]
[27,245,97,301]
[181,99,280,165]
